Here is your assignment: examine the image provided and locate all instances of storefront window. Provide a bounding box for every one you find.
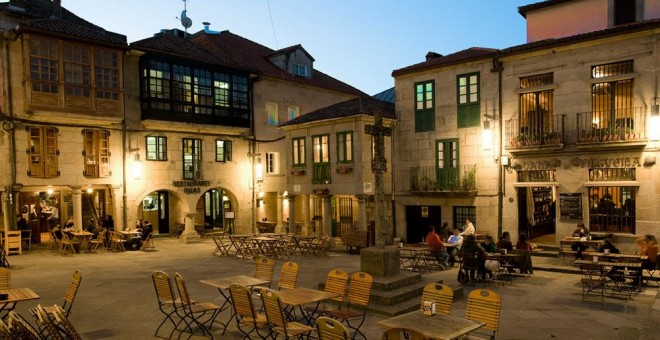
[588,168,636,233]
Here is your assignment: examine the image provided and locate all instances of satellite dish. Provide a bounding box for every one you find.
[181,10,192,29]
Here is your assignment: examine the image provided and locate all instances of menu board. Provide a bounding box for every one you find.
[560,193,582,220]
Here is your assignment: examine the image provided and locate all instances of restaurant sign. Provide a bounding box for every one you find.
[172,180,211,194]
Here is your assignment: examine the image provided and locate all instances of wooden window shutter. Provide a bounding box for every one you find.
[226,141,232,162]
[44,128,59,177]
[99,130,111,177]
[28,127,45,177]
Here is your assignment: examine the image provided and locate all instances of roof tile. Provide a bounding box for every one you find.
[392,47,498,77]
[280,96,394,127]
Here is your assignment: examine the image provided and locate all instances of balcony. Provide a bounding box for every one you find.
[505,114,565,153]
[410,165,477,196]
[577,107,647,149]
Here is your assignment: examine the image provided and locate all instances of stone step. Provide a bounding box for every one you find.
[368,283,465,317]
[371,281,428,305]
[371,271,422,291]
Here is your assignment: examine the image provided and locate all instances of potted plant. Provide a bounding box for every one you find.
[544,131,562,144]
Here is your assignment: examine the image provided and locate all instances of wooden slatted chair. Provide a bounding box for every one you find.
[89,229,106,252]
[47,230,61,251]
[464,289,501,340]
[306,268,349,317]
[0,317,12,339]
[141,233,156,251]
[30,269,82,319]
[315,316,351,340]
[382,327,429,340]
[7,311,41,340]
[251,257,276,295]
[109,231,128,251]
[34,305,64,340]
[51,306,82,340]
[0,267,11,289]
[323,271,373,340]
[59,233,78,255]
[419,283,453,316]
[151,271,187,338]
[277,262,299,290]
[260,288,314,339]
[228,283,269,339]
[173,272,224,338]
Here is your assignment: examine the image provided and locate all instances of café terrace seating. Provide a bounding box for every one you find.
[8,311,41,339]
[315,316,351,340]
[227,283,269,340]
[464,289,501,340]
[29,269,82,318]
[323,271,373,339]
[277,262,300,290]
[260,288,315,339]
[151,271,187,338]
[305,269,349,318]
[173,272,224,339]
[419,283,453,316]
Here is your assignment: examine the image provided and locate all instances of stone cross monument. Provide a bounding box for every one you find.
[365,109,391,249]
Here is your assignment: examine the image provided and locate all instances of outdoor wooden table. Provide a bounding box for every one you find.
[251,237,279,258]
[200,275,271,329]
[277,287,341,324]
[290,235,315,255]
[583,251,646,262]
[561,238,604,251]
[120,230,141,239]
[228,234,253,259]
[210,233,230,256]
[378,309,485,340]
[399,246,431,272]
[68,230,94,252]
[0,288,39,318]
[574,259,643,291]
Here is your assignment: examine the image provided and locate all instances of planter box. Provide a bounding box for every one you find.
[291,169,306,176]
[336,167,353,174]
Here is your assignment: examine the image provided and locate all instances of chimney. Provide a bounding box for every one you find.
[425,51,443,61]
[202,22,221,35]
[53,0,62,19]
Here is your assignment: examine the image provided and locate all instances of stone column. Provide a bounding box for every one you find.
[180,212,199,243]
[323,194,332,237]
[2,190,10,233]
[276,193,284,233]
[112,184,122,229]
[302,194,310,236]
[287,195,296,234]
[71,186,83,231]
[356,194,368,232]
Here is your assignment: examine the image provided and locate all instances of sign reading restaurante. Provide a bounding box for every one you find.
[172,180,211,194]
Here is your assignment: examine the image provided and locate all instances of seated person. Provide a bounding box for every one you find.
[496,231,513,252]
[597,234,620,254]
[63,217,74,230]
[480,235,497,253]
[641,235,659,271]
[52,224,63,240]
[128,221,153,250]
[459,218,475,236]
[459,235,486,282]
[515,233,534,274]
[425,225,449,267]
[446,229,464,267]
[571,223,589,259]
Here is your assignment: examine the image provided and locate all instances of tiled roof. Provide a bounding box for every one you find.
[518,0,573,18]
[130,30,240,68]
[372,87,395,103]
[267,44,315,62]
[280,96,395,127]
[2,0,126,47]
[502,18,660,55]
[392,47,499,77]
[193,31,365,96]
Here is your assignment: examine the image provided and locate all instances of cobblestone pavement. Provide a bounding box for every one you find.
[7,237,658,339]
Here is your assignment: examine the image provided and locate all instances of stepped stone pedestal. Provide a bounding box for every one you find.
[360,247,400,277]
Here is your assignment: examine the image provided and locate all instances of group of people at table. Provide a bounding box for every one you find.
[49,217,152,251]
[568,223,658,287]
[423,218,533,282]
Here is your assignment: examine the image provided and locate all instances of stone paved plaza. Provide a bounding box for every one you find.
[6,237,660,339]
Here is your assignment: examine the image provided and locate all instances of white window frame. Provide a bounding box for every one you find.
[266,152,279,175]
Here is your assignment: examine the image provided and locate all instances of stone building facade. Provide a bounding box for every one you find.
[393,0,660,250]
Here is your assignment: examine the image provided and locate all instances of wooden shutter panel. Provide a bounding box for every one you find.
[44,128,59,177]
[99,131,111,177]
[28,127,45,177]
[226,141,232,161]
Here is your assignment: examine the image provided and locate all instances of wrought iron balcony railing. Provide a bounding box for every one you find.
[410,165,477,192]
[505,114,565,149]
[577,107,646,143]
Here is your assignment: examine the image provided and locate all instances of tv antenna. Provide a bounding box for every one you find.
[178,0,193,32]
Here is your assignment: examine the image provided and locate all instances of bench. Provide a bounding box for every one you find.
[342,230,370,253]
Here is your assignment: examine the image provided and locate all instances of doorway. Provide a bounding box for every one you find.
[517,186,556,243]
[202,189,232,231]
[405,205,441,244]
[142,191,170,234]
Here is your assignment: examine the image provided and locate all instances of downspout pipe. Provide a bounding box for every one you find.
[493,56,504,237]
[2,29,17,232]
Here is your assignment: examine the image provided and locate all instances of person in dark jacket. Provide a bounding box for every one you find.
[460,235,486,282]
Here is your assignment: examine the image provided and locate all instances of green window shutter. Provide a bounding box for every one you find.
[457,104,480,128]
